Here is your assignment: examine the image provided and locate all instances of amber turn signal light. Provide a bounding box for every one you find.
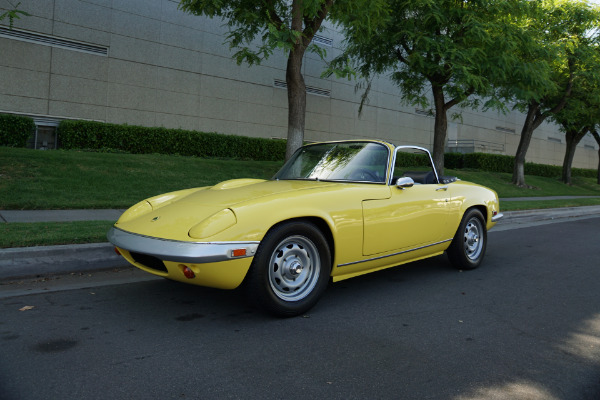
[182,266,195,279]
[231,249,246,257]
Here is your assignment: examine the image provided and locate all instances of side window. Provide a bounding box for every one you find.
[393,147,438,185]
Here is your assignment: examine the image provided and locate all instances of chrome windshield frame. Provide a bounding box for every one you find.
[273,140,393,184]
[388,145,440,186]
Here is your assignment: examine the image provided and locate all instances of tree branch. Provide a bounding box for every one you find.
[302,0,333,47]
[445,86,474,110]
[541,58,575,120]
[395,47,409,65]
[592,129,600,145]
[264,0,284,31]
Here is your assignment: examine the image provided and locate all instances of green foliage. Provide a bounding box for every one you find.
[57,120,286,161]
[0,114,35,147]
[179,0,387,65]
[332,0,531,112]
[0,1,30,28]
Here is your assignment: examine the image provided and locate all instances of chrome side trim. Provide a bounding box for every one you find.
[107,227,259,263]
[337,239,452,268]
[492,213,504,222]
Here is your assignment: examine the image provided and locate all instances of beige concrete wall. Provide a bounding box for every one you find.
[0,0,598,169]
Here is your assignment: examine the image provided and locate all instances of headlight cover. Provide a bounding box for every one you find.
[116,200,153,224]
[188,208,237,239]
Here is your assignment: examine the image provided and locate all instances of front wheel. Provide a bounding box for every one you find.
[245,221,331,317]
[447,209,487,270]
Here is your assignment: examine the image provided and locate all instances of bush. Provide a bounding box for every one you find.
[444,152,464,169]
[57,120,286,161]
[0,114,35,147]
[524,162,561,178]
[462,153,514,173]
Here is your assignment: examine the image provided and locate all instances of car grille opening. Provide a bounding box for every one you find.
[130,252,168,273]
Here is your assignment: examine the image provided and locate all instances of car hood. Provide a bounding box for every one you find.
[114,179,338,240]
[190,179,337,206]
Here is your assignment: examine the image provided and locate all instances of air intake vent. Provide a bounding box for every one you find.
[306,87,331,97]
[415,108,434,116]
[313,35,332,47]
[0,27,108,56]
[496,126,516,134]
[273,79,287,89]
[274,79,331,97]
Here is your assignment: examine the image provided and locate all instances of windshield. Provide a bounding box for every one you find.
[273,142,389,183]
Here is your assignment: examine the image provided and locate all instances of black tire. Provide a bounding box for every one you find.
[447,208,487,270]
[245,221,331,317]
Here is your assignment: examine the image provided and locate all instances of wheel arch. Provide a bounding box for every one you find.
[262,216,335,271]
[467,204,488,223]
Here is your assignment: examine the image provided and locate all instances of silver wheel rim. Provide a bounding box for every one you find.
[464,217,484,261]
[268,235,320,302]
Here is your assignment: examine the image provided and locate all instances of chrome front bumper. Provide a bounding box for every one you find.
[491,213,504,222]
[107,227,259,263]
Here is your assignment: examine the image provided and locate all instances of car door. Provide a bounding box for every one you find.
[362,147,451,256]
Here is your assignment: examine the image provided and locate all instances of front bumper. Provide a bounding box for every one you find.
[491,213,504,222]
[107,227,259,263]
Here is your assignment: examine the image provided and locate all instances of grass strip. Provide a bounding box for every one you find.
[0,221,114,248]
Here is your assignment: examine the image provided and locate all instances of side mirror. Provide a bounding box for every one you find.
[396,176,414,189]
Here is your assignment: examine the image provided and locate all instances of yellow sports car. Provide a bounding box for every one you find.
[108,140,502,316]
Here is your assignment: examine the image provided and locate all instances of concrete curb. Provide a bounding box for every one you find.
[1,205,599,282]
[499,205,600,224]
[0,243,129,281]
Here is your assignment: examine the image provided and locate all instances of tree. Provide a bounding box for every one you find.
[505,0,599,187]
[551,43,600,185]
[0,1,30,28]
[331,0,533,175]
[178,0,387,159]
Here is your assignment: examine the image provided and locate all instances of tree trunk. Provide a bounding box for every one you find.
[431,85,447,176]
[512,102,540,187]
[592,130,600,185]
[561,128,588,185]
[285,47,307,160]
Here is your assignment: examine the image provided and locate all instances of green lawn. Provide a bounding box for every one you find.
[0,148,283,209]
[446,169,600,198]
[1,147,599,248]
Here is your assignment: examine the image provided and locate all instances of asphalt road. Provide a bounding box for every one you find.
[1,217,599,400]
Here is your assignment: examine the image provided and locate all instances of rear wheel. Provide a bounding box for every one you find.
[447,209,487,270]
[245,221,331,317]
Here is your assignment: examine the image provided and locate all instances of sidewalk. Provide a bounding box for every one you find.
[1,203,600,281]
[0,209,125,223]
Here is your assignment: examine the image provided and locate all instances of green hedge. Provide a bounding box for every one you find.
[0,114,35,147]
[55,119,597,177]
[57,120,286,161]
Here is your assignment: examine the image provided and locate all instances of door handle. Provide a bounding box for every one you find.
[436,186,448,191]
